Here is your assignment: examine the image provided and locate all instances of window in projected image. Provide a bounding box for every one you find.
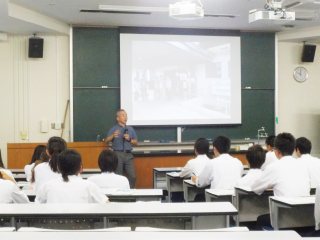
[120,33,241,126]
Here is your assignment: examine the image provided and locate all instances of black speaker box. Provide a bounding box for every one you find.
[301,44,316,62]
[28,38,44,58]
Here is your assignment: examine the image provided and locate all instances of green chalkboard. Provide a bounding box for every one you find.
[73,27,275,142]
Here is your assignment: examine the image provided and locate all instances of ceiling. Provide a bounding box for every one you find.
[2,0,320,34]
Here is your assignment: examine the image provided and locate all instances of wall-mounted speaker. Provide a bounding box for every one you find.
[28,38,43,58]
[301,44,316,62]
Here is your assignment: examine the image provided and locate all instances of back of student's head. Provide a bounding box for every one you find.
[295,137,312,154]
[212,136,230,154]
[274,132,295,156]
[98,150,118,173]
[194,138,210,156]
[246,145,266,169]
[30,145,46,164]
[265,135,276,148]
[58,149,82,182]
[47,136,67,172]
[0,149,4,168]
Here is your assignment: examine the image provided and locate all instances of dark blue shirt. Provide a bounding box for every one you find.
[107,124,137,151]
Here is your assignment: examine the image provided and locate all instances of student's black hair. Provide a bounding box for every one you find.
[0,149,4,168]
[58,149,82,182]
[29,145,46,164]
[246,145,266,169]
[98,150,118,173]
[47,136,67,173]
[194,138,210,156]
[212,136,231,154]
[274,132,295,156]
[265,135,276,148]
[295,137,312,154]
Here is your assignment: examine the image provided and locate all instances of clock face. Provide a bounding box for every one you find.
[293,66,308,83]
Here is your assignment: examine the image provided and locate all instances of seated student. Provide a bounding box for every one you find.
[192,136,243,189]
[236,145,265,189]
[34,136,67,193]
[36,149,109,203]
[0,149,14,179]
[261,135,277,170]
[295,137,320,188]
[24,145,46,182]
[179,138,211,178]
[252,133,310,230]
[0,171,29,203]
[30,151,50,184]
[87,150,130,189]
[252,132,310,197]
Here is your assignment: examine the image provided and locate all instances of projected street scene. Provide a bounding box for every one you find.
[120,34,241,125]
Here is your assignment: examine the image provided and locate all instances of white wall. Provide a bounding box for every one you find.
[277,40,320,156]
[0,34,70,165]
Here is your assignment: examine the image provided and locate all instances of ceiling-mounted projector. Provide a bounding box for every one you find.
[169,0,204,20]
[249,9,295,23]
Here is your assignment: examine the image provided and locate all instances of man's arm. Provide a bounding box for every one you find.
[251,167,275,194]
[193,162,212,187]
[105,134,114,144]
[105,128,119,144]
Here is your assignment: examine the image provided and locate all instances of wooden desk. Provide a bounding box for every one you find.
[205,189,234,203]
[23,189,163,202]
[269,196,315,230]
[0,230,303,240]
[234,187,273,225]
[183,180,209,202]
[166,172,184,202]
[0,202,237,230]
[8,142,247,189]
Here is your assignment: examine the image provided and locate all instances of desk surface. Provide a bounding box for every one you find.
[205,189,235,197]
[154,167,182,173]
[0,202,237,216]
[235,186,273,194]
[23,189,163,198]
[0,230,302,240]
[166,172,181,178]
[184,179,196,186]
[270,196,315,207]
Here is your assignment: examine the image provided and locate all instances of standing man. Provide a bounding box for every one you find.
[105,109,138,188]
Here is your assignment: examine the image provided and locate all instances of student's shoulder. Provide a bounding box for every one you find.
[116,174,129,182]
[34,162,48,170]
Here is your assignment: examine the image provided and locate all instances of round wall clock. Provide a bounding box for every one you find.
[293,66,308,83]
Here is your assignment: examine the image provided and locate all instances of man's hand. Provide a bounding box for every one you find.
[113,130,120,138]
[123,133,130,141]
[191,175,197,184]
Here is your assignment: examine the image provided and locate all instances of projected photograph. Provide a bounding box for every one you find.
[120,34,241,125]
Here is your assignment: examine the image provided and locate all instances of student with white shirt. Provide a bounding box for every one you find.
[0,171,29,203]
[192,136,243,189]
[24,145,46,182]
[252,133,310,197]
[34,136,67,193]
[261,135,277,170]
[179,138,211,178]
[236,145,265,189]
[88,150,130,189]
[252,133,310,230]
[295,137,320,188]
[36,149,108,203]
